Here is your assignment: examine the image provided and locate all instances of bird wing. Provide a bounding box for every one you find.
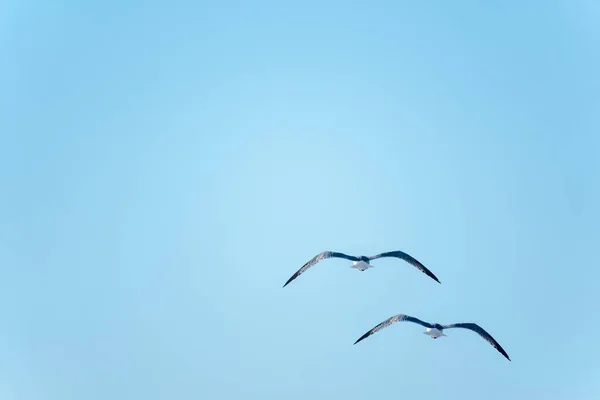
[368,250,441,283]
[441,322,511,361]
[354,314,433,345]
[282,251,359,288]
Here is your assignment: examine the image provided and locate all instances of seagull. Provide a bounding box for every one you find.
[353,313,511,361]
[282,250,440,288]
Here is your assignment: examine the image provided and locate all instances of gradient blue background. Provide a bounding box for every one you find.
[2,1,599,399]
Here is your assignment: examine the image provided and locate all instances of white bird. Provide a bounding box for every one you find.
[353,313,511,361]
[282,250,440,288]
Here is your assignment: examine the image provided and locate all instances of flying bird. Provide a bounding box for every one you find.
[353,313,510,361]
[282,250,440,288]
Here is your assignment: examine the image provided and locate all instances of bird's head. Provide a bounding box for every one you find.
[432,323,446,335]
[358,256,370,262]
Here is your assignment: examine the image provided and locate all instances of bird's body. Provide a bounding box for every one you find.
[354,313,510,361]
[424,327,446,339]
[283,250,440,287]
[351,260,372,271]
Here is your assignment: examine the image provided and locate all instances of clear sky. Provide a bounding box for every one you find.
[2,1,599,399]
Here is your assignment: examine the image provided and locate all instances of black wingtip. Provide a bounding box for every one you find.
[353,334,369,345]
[282,275,295,288]
[497,348,511,361]
[424,270,441,284]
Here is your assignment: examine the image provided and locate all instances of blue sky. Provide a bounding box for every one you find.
[2,1,599,399]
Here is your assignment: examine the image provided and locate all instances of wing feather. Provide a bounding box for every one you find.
[354,314,433,345]
[368,250,440,283]
[282,251,358,288]
[441,322,511,361]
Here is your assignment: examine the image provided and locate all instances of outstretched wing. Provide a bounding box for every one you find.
[368,250,440,283]
[282,251,359,288]
[441,323,511,361]
[354,314,433,345]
